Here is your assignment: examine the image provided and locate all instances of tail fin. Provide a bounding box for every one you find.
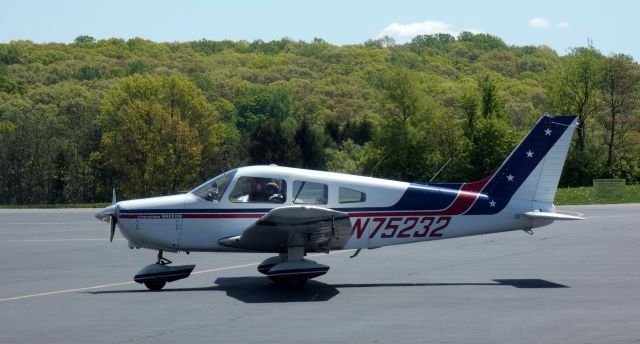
[465,114,578,215]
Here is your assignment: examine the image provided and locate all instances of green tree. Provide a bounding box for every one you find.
[467,118,519,179]
[409,33,455,54]
[74,35,96,44]
[232,83,294,131]
[248,119,300,166]
[28,82,102,203]
[294,117,325,169]
[460,92,479,139]
[377,68,423,123]
[96,75,230,197]
[545,45,603,150]
[325,140,366,175]
[599,54,639,168]
[478,74,505,119]
[127,59,152,75]
[0,96,65,204]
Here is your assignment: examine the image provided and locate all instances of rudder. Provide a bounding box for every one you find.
[464,114,578,215]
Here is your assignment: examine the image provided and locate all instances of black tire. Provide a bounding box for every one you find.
[144,280,166,291]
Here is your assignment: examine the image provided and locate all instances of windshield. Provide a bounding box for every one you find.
[190,169,237,202]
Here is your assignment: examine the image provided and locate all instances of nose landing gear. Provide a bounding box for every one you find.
[134,250,196,291]
[156,250,172,265]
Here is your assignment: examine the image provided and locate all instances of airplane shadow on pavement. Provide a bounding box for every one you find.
[88,277,567,303]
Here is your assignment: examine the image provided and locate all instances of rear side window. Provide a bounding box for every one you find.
[339,187,366,203]
[293,181,328,205]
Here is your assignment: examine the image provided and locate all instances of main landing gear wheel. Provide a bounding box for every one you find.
[144,280,166,291]
[260,248,329,290]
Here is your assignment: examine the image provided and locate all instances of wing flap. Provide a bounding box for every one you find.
[219,206,352,252]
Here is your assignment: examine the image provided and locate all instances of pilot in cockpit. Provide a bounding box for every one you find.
[249,178,269,202]
[249,178,282,202]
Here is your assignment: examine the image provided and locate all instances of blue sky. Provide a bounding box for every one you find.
[1,0,636,60]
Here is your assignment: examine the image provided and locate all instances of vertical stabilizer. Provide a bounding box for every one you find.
[465,114,578,215]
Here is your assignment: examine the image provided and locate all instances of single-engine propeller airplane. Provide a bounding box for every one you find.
[96,114,583,290]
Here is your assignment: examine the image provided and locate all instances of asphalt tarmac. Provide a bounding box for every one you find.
[1,204,639,343]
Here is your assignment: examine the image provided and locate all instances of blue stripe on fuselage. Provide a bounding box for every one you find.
[336,184,459,212]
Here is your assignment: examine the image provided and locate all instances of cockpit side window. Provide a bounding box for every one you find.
[191,169,237,202]
[339,187,366,203]
[293,180,328,205]
[229,176,287,203]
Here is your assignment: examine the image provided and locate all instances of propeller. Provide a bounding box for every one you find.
[109,215,117,242]
[109,188,117,242]
[95,188,118,242]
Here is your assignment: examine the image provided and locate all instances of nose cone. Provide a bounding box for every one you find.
[117,194,187,212]
[95,204,117,222]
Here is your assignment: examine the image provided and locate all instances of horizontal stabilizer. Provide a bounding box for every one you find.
[522,211,584,221]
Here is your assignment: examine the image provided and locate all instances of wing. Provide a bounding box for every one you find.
[218,206,352,252]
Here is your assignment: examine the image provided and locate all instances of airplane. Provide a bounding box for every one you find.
[95,113,584,290]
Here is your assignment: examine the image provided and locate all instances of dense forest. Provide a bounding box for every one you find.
[0,33,638,204]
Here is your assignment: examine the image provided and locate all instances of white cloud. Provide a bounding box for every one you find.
[464,27,484,35]
[376,20,454,41]
[529,17,550,28]
[529,17,570,29]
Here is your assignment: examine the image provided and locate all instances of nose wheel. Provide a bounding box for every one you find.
[144,280,167,291]
[134,251,195,291]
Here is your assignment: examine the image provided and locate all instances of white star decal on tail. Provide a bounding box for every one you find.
[526,150,534,158]
[507,174,514,182]
[489,200,496,207]
[544,128,552,136]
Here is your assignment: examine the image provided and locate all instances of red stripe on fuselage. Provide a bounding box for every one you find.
[119,213,264,219]
[443,173,493,213]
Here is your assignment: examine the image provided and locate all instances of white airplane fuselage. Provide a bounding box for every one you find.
[113,166,551,253]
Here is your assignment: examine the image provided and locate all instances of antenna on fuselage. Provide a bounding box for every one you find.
[429,158,452,183]
[370,153,388,178]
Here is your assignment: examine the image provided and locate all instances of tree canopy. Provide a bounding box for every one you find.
[0,32,639,204]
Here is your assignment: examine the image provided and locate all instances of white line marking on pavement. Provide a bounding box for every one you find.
[0,250,354,302]
[0,282,136,302]
[588,214,640,219]
[1,228,103,234]
[557,210,584,217]
[7,239,125,242]
[0,222,100,226]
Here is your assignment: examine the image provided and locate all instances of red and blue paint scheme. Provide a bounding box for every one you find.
[96,114,583,289]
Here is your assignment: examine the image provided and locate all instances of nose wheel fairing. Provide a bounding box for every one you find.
[134,251,195,290]
[134,263,196,289]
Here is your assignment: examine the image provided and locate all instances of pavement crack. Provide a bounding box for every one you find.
[224,312,247,325]
[119,324,207,344]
